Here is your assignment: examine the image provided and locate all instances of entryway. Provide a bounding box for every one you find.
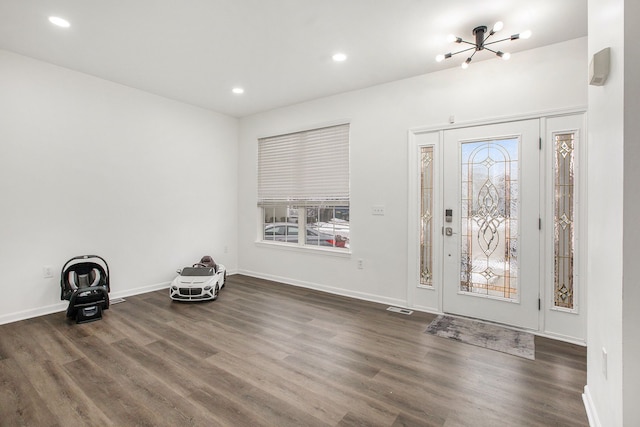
[407,113,586,341]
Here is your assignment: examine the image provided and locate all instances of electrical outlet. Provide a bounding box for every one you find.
[602,347,608,379]
[371,205,385,216]
[42,266,54,279]
[357,259,364,269]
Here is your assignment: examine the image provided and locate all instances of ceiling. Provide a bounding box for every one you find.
[0,0,587,118]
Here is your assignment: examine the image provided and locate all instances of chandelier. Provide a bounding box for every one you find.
[436,22,531,69]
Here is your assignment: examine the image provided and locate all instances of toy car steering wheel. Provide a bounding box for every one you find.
[193,263,207,268]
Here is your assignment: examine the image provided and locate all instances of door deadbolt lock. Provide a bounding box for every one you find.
[445,227,454,236]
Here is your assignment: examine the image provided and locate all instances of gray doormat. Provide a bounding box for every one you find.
[425,315,535,360]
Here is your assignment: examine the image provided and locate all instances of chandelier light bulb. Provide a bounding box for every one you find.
[48,16,70,28]
[446,34,457,43]
[332,52,347,62]
[502,52,511,60]
[461,62,469,69]
[493,21,504,32]
[436,54,445,62]
[520,30,532,39]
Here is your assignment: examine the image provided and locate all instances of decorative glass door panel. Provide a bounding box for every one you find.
[460,138,519,301]
[553,133,575,309]
[420,146,434,287]
[543,114,585,340]
[442,120,540,330]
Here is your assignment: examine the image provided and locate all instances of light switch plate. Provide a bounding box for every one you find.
[372,205,385,216]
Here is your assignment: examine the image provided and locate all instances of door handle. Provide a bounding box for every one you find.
[443,227,456,236]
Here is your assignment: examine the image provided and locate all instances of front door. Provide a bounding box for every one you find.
[441,119,540,330]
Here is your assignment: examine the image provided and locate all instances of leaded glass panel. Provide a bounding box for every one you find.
[460,138,519,300]
[554,133,575,309]
[420,146,434,286]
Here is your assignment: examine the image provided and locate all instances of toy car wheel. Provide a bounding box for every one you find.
[213,283,219,300]
[221,271,226,288]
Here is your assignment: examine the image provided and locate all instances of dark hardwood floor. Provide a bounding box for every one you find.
[0,274,588,426]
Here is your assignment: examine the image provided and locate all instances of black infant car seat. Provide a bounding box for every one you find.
[60,255,110,323]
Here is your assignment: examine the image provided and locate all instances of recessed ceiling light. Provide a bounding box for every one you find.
[48,16,70,28]
[232,87,244,94]
[332,53,347,62]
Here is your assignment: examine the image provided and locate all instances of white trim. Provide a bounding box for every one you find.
[583,385,602,427]
[0,301,69,326]
[109,281,171,300]
[538,117,547,333]
[409,106,587,135]
[256,118,352,141]
[540,330,587,346]
[0,280,171,326]
[238,269,406,309]
[255,240,351,258]
[406,130,418,308]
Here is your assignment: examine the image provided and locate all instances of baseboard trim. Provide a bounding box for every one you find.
[237,269,407,309]
[109,281,171,300]
[0,302,69,326]
[0,280,172,326]
[538,330,587,346]
[582,385,602,427]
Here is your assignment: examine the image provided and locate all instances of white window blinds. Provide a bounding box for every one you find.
[258,123,350,207]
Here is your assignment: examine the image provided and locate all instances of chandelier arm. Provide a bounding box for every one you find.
[447,46,477,57]
[483,47,499,54]
[458,40,477,48]
[483,37,514,47]
[482,32,495,45]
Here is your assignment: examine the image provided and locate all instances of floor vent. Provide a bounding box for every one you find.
[111,297,126,304]
[387,306,413,315]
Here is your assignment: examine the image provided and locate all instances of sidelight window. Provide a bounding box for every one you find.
[553,132,575,309]
[419,146,434,286]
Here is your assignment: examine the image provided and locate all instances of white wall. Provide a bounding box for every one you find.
[585,1,625,425]
[623,1,640,424]
[622,0,640,426]
[237,38,587,307]
[0,50,239,324]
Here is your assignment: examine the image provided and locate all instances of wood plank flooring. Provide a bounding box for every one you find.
[0,274,588,426]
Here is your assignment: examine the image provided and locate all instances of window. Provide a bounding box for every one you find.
[553,132,575,309]
[419,146,434,286]
[258,124,350,249]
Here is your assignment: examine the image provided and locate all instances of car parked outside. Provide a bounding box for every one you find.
[264,222,347,248]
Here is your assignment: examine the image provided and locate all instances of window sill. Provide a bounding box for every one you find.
[255,240,352,258]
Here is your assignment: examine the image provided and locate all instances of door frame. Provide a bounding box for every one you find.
[406,108,587,342]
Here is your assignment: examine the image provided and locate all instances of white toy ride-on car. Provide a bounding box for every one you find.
[169,256,226,301]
